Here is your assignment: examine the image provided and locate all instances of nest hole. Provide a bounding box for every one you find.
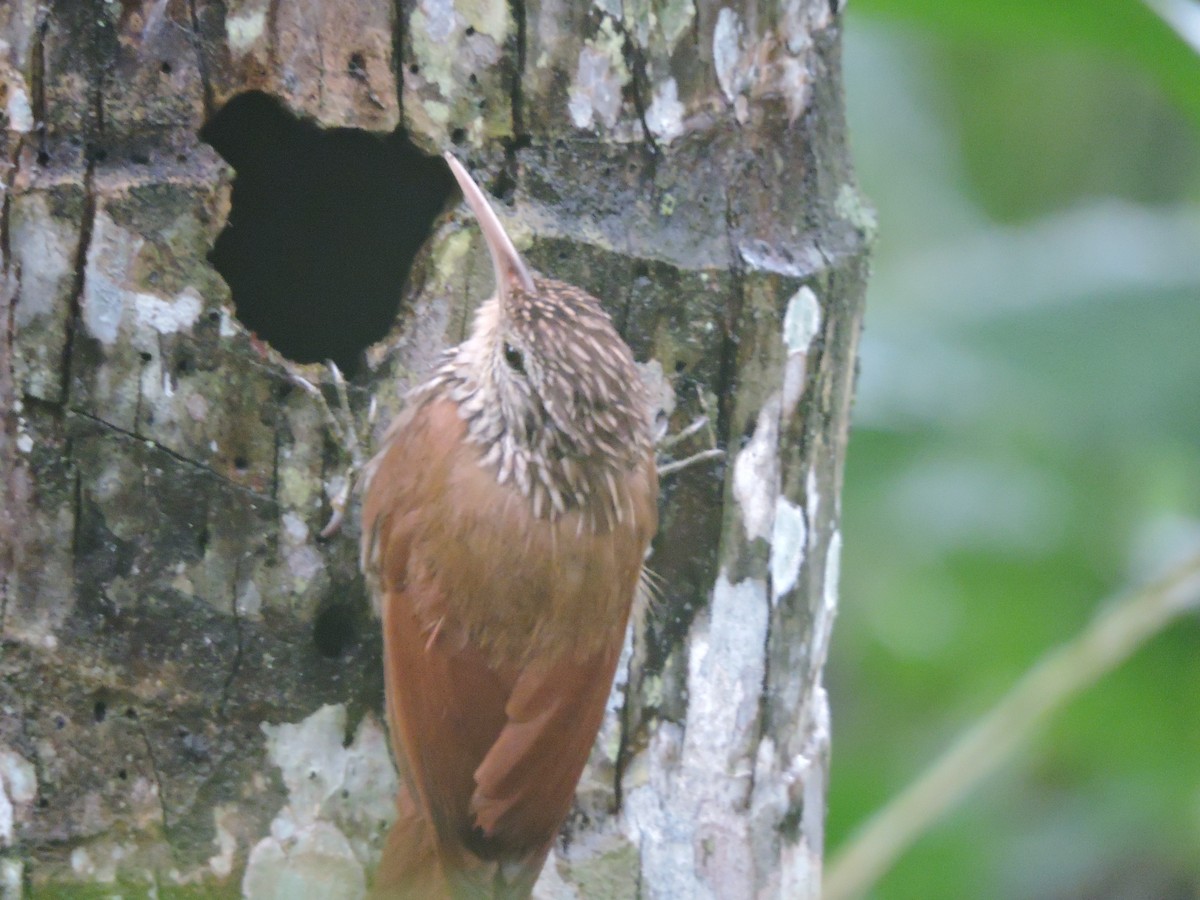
[199,91,455,376]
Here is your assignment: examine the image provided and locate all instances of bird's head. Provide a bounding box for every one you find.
[443,153,651,476]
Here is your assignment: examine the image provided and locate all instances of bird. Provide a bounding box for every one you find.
[359,152,659,898]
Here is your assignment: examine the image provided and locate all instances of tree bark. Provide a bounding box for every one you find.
[0,0,868,896]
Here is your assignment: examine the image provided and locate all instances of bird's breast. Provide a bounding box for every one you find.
[362,396,658,668]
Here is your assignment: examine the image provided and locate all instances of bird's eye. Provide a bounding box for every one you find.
[503,342,526,375]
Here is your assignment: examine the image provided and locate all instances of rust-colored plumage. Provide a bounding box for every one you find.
[360,154,657,897]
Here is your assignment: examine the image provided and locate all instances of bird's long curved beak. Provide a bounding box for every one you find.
[443,152,536,300]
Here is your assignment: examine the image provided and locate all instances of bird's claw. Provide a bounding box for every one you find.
[285,360,369,538]
[655,387,724,478]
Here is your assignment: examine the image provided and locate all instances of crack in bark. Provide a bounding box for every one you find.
[58,162,96,405]
[186,0,215,120]
[507,0,527,141]
[132,341,148,441]
[1,130,19,260]
[135,711,173,847]
[67,407,276,505]
[60,0,107,410]
[607,18,660,161]
[217,562,245,719]
[30,13,49,164]
[391,0,407,125]
[714,185,743,446]
[499,0,530,196]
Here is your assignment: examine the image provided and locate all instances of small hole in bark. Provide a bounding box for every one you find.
[54,715,66,730]
[125,707,138,720]
[93,700,107,723]
[493,168,516,203]
[409,63,419,75]
[674,359,686,373]
[36,150,50,166]
[778,802,804,841]
[347,52,366,77]
[313,603,355,658]
[139,351,152,363]
[199,91,455,376]
[160,60,172,75]
[464,25,475,36]
[468,73,477,85]
[233,456,249,472]
[450,128,466,146]
[117,768,128,780]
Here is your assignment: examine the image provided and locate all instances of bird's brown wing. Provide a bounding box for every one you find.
[365,399,511,854]
[363,398,655,894]
[469,637,628,850]
[376,583,627,896]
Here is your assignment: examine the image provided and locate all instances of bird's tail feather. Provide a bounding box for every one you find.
[370,789,451,899]
[371,787,554,899]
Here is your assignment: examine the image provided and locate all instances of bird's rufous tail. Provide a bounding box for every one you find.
[369,788,451,899]
[370,786,553,899]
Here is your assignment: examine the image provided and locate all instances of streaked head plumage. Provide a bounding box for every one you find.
[432,154,652,525]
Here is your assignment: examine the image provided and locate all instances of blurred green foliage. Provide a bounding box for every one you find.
[850,0,1200,127]
[827,3,1200,897]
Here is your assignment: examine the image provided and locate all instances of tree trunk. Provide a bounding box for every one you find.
[0,0,868,896]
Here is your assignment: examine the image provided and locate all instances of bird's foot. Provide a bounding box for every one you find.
[655,385,725,478]
[287,360,374,537]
